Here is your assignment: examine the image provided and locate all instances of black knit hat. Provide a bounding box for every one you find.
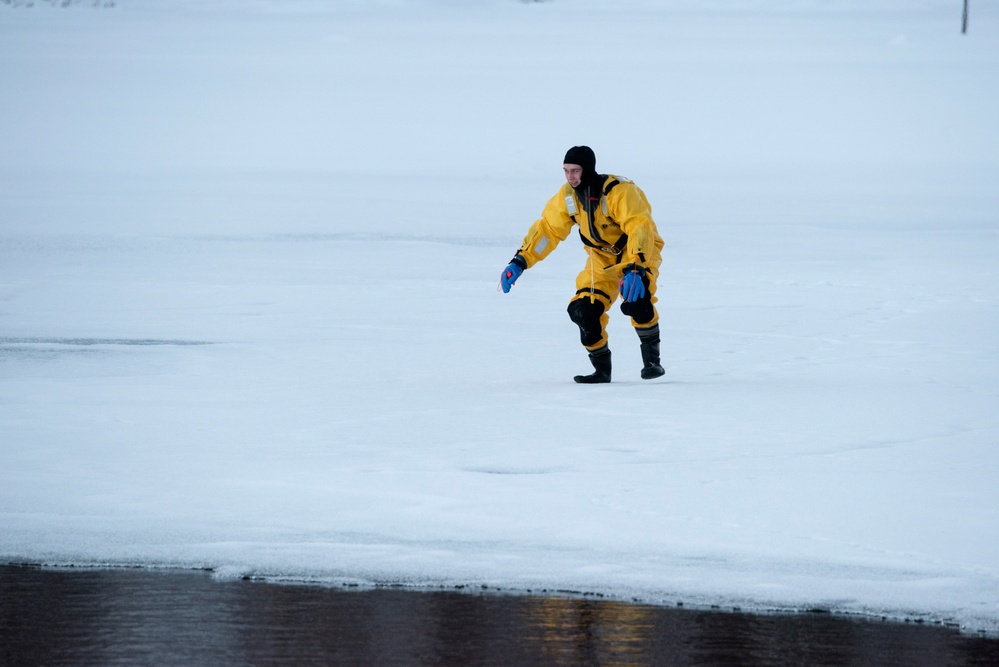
[563,146,596,175]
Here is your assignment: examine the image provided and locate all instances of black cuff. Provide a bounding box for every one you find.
[509,255,528,270]
[623,263,646,276]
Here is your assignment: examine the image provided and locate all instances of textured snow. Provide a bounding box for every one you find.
[1,0,998,635]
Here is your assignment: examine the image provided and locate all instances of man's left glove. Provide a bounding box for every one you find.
[500,261,524,293]
[619,265,647,302]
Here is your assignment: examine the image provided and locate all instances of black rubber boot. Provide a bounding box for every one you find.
[574,345,611,384]
[637,324,665,380]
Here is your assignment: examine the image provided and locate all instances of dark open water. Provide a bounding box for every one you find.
[1,565,997,666]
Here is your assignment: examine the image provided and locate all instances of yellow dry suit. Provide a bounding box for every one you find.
[513,175,664,350]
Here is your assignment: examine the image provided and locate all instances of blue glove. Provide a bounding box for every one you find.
[619,266,646,302]
[500,262,524,293]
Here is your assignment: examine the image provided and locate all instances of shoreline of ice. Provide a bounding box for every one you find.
[3,557,994,638]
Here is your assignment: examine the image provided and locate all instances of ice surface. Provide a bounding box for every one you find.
[1,0,997,635]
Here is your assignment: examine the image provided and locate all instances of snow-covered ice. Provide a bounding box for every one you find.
[2,0,998,635]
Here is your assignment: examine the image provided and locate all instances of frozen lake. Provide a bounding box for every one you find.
[2,0,998,637]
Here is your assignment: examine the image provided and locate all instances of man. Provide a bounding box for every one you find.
[499,145,665,383]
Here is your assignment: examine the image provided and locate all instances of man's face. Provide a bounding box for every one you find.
[564,164,583,188]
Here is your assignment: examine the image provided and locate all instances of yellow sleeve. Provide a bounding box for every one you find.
[607,180,661,267]
[514,189,576,268]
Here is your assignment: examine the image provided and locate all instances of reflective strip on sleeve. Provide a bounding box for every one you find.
[565,195,577,215]
[534,236,549,254]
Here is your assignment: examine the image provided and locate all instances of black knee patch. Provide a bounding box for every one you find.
[620,295,655,324]
[567,298,606,347]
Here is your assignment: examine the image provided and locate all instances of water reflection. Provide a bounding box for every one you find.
[1,565,996,666]
[524,597,660,665]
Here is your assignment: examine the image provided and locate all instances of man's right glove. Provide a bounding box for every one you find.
[619,265,647,302]
[499,261,524,293]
